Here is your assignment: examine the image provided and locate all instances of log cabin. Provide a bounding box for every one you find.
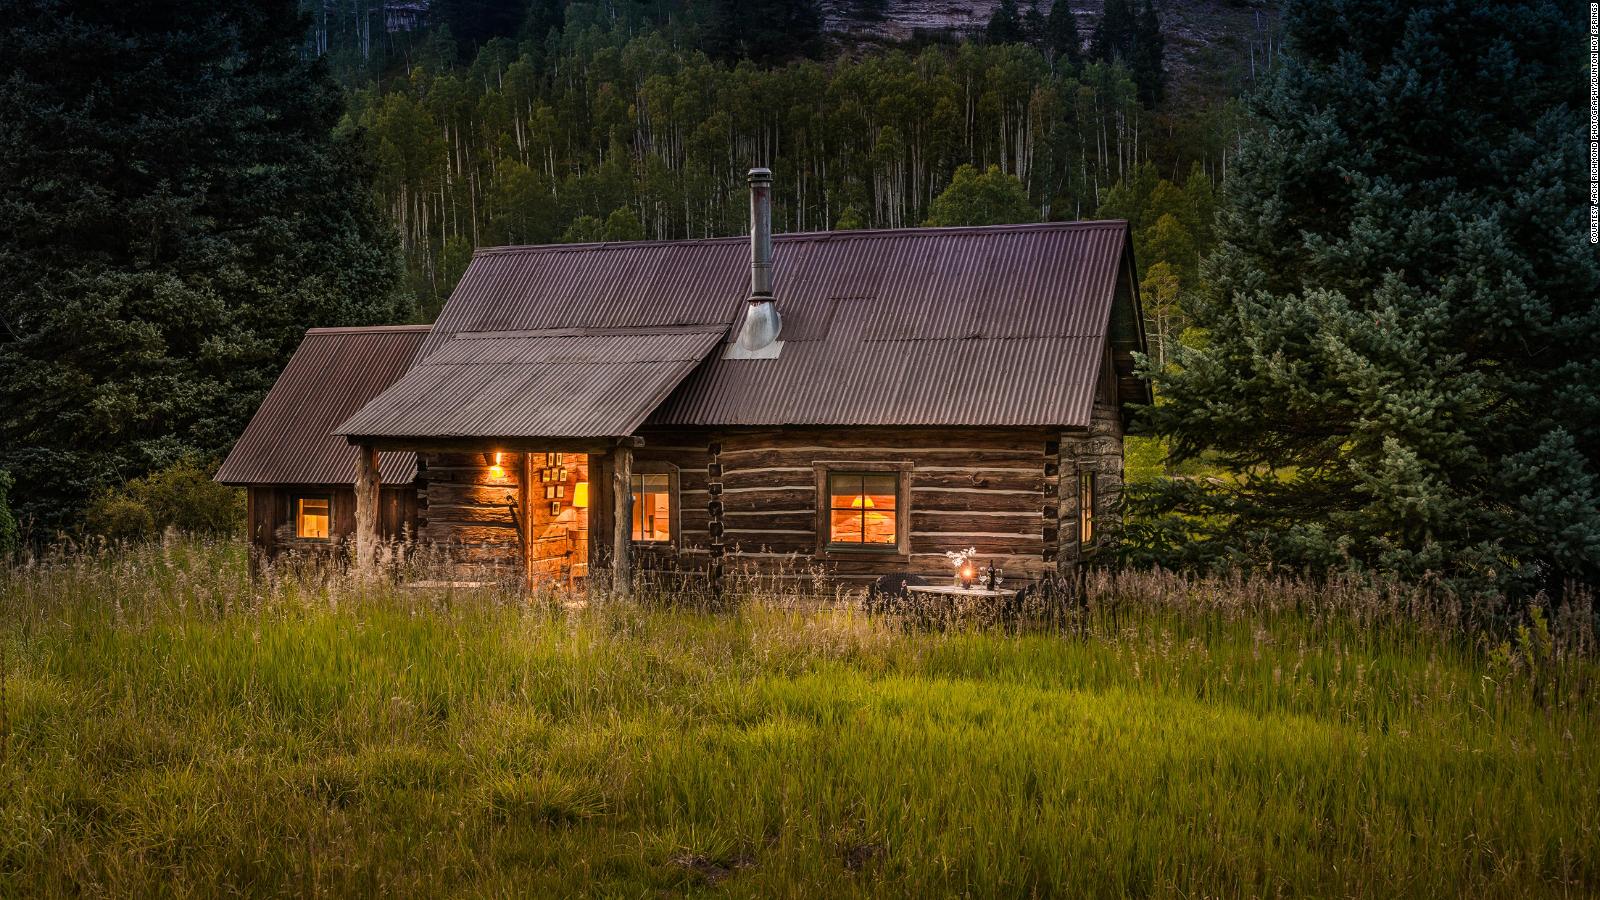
[214,325,429,565]
[219,169,1149,591]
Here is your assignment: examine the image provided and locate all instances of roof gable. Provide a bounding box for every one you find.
[216,326,429,486]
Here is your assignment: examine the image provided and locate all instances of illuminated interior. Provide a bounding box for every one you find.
[1080,471,1095,545]
[296,496,331,540]
[631,473,672,542]
[828,472,897,545]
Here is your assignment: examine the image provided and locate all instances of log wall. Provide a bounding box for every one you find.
[632,424,1123,587]
[415,451,588,580]
[245,484,415,562]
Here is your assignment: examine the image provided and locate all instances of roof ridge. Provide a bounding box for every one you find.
[305,324,433,335]
[471,219,1128,258]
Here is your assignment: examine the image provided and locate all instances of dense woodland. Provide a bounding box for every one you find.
[323,1,1236,315]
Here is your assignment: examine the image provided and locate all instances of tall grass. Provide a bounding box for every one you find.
[1,539,1596,897]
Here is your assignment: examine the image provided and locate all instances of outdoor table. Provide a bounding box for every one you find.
[905,584,1012,600]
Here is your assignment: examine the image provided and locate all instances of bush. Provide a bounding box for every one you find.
[0,469,18,555]
[84,458,244,540]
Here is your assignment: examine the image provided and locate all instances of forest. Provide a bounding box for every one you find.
[327,0,1238,315]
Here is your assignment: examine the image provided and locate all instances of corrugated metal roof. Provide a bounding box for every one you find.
[216,326,429,486]
[342,220,1141,436]
[334,328,725,439]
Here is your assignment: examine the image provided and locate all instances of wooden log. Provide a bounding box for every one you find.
[353,443,380,577]
[611,446,632,597]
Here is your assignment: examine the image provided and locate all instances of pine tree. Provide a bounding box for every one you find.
[986,0,1026,44]
[0,0,409,532]
[1132,0,1165,105]
[1044,0,1083,69]
[1139,0,1600,599]
[1022,1,1047,47]
[1090,0,1164,106]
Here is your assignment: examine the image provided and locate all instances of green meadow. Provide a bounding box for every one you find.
[1,542,1596,897]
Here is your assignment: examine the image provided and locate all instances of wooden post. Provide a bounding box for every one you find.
[611,446,633,598]
[587,453,610,591]
[354,443,381,577]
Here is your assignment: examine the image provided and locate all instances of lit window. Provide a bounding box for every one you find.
[1079,471,1095,545]
[296,496,331,540]
[827,473,897,547]
[631,473,672,543]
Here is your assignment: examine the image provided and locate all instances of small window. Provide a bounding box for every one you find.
[1079,471,1095,546]
[295,495,332,540]
[631,473,672,543]
[827,472,898,547]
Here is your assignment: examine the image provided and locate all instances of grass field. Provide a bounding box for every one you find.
[2,542,1598,897]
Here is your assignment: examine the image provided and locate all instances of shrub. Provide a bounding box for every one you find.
[0,469,18,555]
[84,458,243,540]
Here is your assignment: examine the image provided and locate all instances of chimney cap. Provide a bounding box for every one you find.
[747,167,773,184]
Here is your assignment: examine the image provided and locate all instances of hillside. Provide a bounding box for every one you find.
[821,0,1279,99]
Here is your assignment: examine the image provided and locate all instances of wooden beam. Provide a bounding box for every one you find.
[611,445,633,598]
[587,452,613,591]
[353,443,381,577]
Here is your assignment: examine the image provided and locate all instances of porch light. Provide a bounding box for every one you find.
[573,482,589,509]
[489,451,504,479]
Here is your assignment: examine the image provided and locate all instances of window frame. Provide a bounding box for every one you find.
[291,492,335,542]
[1079,470,1096,548]
[629,462,679,548]
[813,460,913,558]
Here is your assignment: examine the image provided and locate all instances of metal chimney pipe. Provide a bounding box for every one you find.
[735,167,782,354]
[748,167,773,299]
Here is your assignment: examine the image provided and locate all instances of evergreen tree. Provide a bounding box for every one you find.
[1139,0,1599,599]
[986,0,1026,44]
[0,0,409,532]
[1044,0,1083,69]
[1133,0,1166,106]
[1022,1,1047,46]
[1090,0,1164,106]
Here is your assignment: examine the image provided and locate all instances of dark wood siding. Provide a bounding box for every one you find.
[635,427,1070,586]
[245,484,416,561]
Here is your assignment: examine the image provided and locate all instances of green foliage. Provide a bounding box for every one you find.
[2,542,1598,894]
[1043,0,1083,69]
[1097,161,1219,370]
[1138,0,1600,599]
[345,28,1212,312]
[924,164,1037,226]
[0,471,18,556]
[1090,0,1165,105]
[0,0,411,533]
[985,0,1026,44]
[83,459,244,541]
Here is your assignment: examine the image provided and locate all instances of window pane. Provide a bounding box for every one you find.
[630,473,672,542]
[829,509,863,543]
[861,474,896,511]
[1080,473,1095,544]
[826,471,897,545]
[297,497,330,539]
[828,473,863,510]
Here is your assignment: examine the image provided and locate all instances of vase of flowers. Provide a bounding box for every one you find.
[944,546,979,587]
